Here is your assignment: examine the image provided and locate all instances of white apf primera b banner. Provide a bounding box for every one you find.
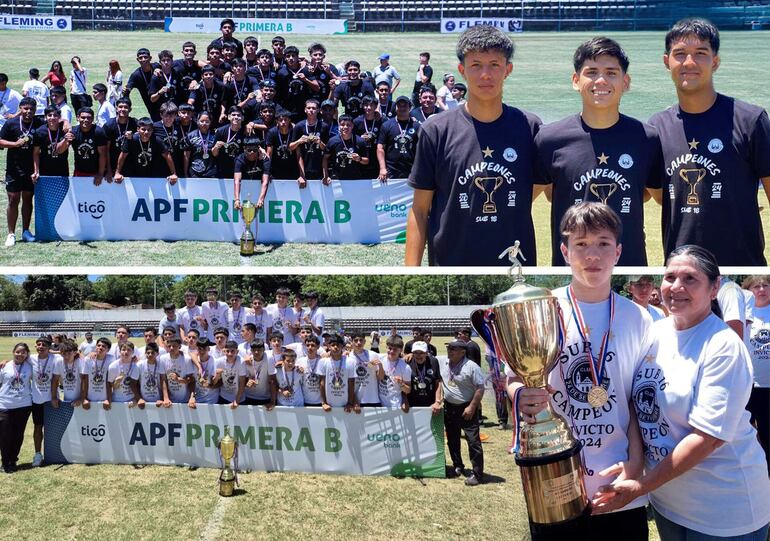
[34,176,411,244]
[44,403,446,477]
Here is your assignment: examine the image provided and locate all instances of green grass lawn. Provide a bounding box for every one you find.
[0,30,768,266]
[0,334,663,541]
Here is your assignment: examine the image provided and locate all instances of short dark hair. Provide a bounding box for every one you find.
[19,97,37,109]
[420,51,430,60]
[77,106,95,117]
[158,49,173,60]
[243,323,257,333]
[573,37,629,73]
[44,105,60,116]
[96,337,112,348]
[137,117,154,129]
[338,114,354,124]
[559,202,622,245]
[386,336,404,349]
[182,41,196,51]
[136,48,151,57]
[0,73,8,83]
[166,337,182,346]
[308,42,326,54]
[144,326,157,335]
[29,68,40,79]
[145,343,160,354]
[269,331,284,342]
[115,97,132,108]
[665,17,720,55]
[284,45,300,56]
[220,18,235,29]
[163,302,176,311]
[244,36,258,47]
[456,25,514,63]
[213,327,229,337]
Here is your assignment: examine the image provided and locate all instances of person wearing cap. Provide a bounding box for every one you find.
[317,333,358,413]
[373,53,401,94]
[377,95,419,182]
[79,331,96,357]
[233,135,270,210]
[92,83,116,128]
[241,338,276,406]
[319,99,339,138]
[406,340,441,409]
[439,338,485,486]
[333,60,376,117]
[323,114,368,182]
[137,342,171,409]
[410,85,441,127]
[49,85,73,126]
[405,25,541,266]
[626,275,666,321]
[188,65,226,124]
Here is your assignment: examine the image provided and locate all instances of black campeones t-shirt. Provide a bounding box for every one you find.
[121,134,169,178]
[1,117,42,180]
[71,125,107,174]
[406,357,441,408]
[535,114,663,266]
[649,94,770,266]
[103,117,138,170]
[184,129,218,178]
[378,117,419,179]
[265,126,299,179]
[325,135,367,180]
[409,104,542,266]
[153,120,186,177]
[234,152,271,180]
[33,125,69,176]
[214,125,245,178]
[353,114,382,178]
[292,120,329,179]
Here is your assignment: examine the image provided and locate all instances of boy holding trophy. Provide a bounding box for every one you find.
[506,202,653,540]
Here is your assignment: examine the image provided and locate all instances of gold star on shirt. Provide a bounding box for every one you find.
[597,152,609,165]
[645,354,656,363]
[688,138,699,150]
[482,146,494,158]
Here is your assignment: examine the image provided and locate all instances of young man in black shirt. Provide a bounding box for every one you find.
[649,18,770,266]
[233,136,270,211]
[205,44,231,81]
[323,115,368,182]
[411,52,433,107]
[188,65,226,125]
[354,95,383,179]
[406,25,541,266]
[271,36,286,69]
[410,85,442,127]
[376,96,419,182]
[535,37,662,267]
[103,97,137,177]
[290,99,329,186]
[32,106,69,179]
[123,48,158,118]
[333,60,376,117]
[173,41,203,104]
[149,50,185,122]
[0,97,40,245]
[66,107,107,185]
[265,107,299,182]
[114,117,177,182]
[275,46,313,122]
[243,36,260,74]
[209,18,243,59]
[153,102,186,178]
[305,42,339,103]
[212,106,246,178]
[226,59,257,111]
[375,81,395,120]
[250,49,276,84]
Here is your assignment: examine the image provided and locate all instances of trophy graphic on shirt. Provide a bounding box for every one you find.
[589,183,618,205]
[679,168,706,205]
[217,426,238,497]
[473,176,505,214]
[470,247,588,525]
[239,194,257,257]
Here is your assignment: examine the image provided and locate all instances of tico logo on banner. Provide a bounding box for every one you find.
[82,424,107,442]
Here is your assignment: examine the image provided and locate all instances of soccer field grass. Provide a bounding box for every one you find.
[0,334,664,541]
[0,29,768,267]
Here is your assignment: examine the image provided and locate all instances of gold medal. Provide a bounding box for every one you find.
[199,376,208,387]
[587,385,608,408]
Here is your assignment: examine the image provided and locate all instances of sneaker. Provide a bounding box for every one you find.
[4,233,15,247]
[5,463,17,473]
[31,452,43,467]
[21,230,35,242]
[464,473,481,486]
[452,466,464,478]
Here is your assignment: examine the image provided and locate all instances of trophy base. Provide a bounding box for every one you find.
[515,443,589,525]
[240,239,255,257]
[219,468,236,497]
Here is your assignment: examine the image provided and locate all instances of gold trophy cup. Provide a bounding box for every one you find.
[589,183,618,205]
[679,168,706,205]
[217,426,238,497]
[471,262,588,525]
[240,195,257,256]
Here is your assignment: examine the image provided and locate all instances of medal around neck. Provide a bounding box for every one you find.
[217,426,238,497]
[239,194,257,256]
[470,244,588,525]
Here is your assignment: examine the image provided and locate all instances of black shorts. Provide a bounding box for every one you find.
[304,402,322,407]
[31,402,47,425]
[5,174,34,193]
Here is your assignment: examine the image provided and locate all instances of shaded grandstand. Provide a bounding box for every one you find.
[1,0,769,31]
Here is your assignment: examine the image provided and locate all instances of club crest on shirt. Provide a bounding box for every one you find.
[564,355,612,406]
[618,153,633,169]
[752,328,770,347]
[77,140,94,158]
[503,147,517,162]
[707,138,724,153]
[633,382,660,423]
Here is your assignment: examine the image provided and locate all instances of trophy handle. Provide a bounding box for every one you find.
[470,309,494,351]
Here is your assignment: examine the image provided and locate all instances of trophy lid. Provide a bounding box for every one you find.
[493,276,554,307]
